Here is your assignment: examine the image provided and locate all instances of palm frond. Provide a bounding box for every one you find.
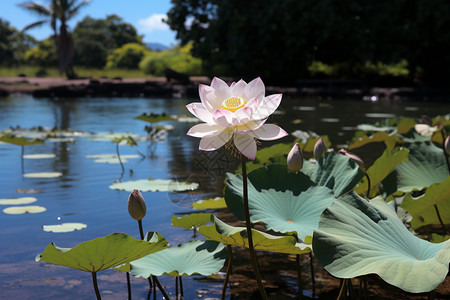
[21,19,48,32]
[17,1,52,16]
[67,0,91,20]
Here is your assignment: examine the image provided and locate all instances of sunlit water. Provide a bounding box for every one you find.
[0,94,448,299]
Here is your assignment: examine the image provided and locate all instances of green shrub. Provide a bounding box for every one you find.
[139,44,203,76]
[106,43,150,69]
[24,38,57,68]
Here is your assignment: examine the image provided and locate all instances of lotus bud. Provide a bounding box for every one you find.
[338,149,365,171]
[445,136,450,155]
[313,138,327,159]
[287,143,303,173]
[128,189,146,221]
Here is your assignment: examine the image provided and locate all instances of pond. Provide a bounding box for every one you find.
[0,94,449,299]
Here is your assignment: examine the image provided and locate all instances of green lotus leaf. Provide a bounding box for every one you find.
[111,135,138,146]
[396,118,417,135]
[23,172,63,178]
[130,240,226,277]
[401,176,450,230]
[42,222,87,233]
[171,213,213,230]
[238,143,293,173]
[430,234,450,243]
[348,131,398,150]
[3,205,46,214]
[134,112,176,123]
[36,232,168,272]
[23,154,56,159]
[0,197,37,205]
[354,147,409,197]
[302,152,365,197]
[193,197,227,209]
[199,215,311,254]
[225,164,314,221]
[290,131,331,152]
[388,142,449,193]
[109,179,199,192]
[0,134,44,146]
[312,192,450,293]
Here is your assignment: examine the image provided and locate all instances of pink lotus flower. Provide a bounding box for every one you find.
[186,77,287,160]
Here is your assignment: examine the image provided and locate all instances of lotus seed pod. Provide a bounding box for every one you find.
[287,143,303,173]
[128,189,146,221]
[313,138,327,159]
[445,136,450,155]
[338,149,365,171]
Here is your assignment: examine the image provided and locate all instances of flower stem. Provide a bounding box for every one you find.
[434,204,448,235]
[138,220,145,240]
[221,245,233,300]
[441,129,450,175]
[365,172,371,199]
[126,271,132,300]
[116,142,125,177]
[241,155,268,300]
[91,272,102,300]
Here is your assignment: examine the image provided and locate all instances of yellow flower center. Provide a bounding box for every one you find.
[220,97,247,113]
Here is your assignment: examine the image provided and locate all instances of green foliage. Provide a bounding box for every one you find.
[313,193,450,293]
[24,38,58,67]
[106,43,150,69]
[73,14,143,68]
[0,134,44,146]
[166,0,450,84]
[139,44,203,76]
[134,112,175,123]
[0,18,36,66]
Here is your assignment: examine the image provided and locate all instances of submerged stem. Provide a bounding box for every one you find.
[126,272,132,300]
[91,272,102,300]
[221,245,233,300]
[241,155,268,300]
[152,276,170,300]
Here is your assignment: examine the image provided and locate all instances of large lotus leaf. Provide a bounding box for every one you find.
[302,152,365,197]
[290,130,331,152]
[0,134,44,146]
[134,112,175,123]
[354,147,409,197]
[171,213,213,230]
[109,179,199,192]
[130,240,226,277]
[348,131,398,150]
[401,176,450,229]
[193,197,227,209]
[237,143,293,174]
[312,192,450,293]
[36,232,169,272]
[225,164,314,221]
[396,118,417,135]
[392,142,449,193]
[199,215,311,254]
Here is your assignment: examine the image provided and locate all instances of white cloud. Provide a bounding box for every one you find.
[137,13,170,33]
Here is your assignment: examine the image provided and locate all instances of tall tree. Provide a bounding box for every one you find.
[18,0,91,78]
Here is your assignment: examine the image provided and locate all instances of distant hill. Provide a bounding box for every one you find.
[146,42,170,51]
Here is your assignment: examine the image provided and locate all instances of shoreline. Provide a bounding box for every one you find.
[0,76,449,101]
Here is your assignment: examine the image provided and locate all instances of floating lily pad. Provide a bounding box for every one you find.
[171,213,213,230]
[348,131,398,150]
[365,113,396,118]
[199,214,311,254]
[313,192,450,293]
[42,223,87,233]
[23,154,56,159]
[23,172,63,178]
[36,232,169,272]
[109,179,199,192]
[16,188,42,193]
[87,154,139,164]
[134,112,176,123]
[320,118,340,123]
[130,240,227,277]
[0,134,44,146]
[0,197,37,205]
[193,197,227,209]
[3,205,46,214]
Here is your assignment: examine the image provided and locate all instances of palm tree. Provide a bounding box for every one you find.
[18,0,91,78]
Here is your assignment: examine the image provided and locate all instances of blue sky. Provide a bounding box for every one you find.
[0,0,178,46]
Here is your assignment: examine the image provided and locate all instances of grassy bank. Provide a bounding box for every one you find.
[0,66,151,78]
